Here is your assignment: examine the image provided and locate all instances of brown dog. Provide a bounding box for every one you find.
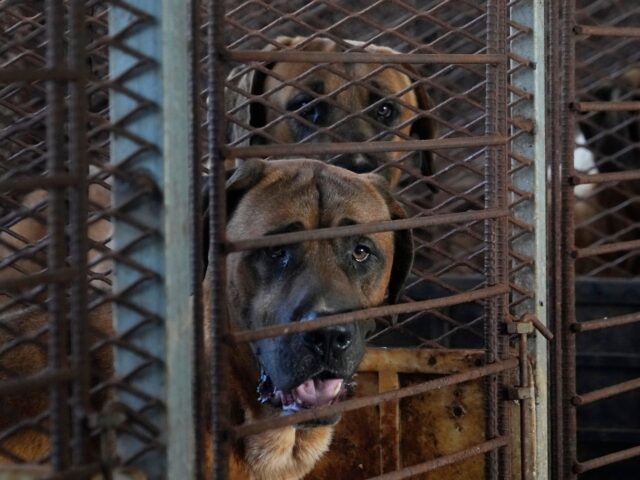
[226,36,436,188]
[206,158,413,479]
[1,159,413,480]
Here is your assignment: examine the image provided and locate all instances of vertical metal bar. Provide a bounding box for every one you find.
[510,0,549,477]
[206,0,230,477]
[109,2,166,477]
[45,0,71,472]
[162,0,196,477]
[548,0,565,477]
[188,0,206,478]
[559,0,578,477]
[67,0,91,465]
[519,332,532,480]
[486,0,510,479]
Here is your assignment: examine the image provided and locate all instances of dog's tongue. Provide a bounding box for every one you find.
[293,378,343,407]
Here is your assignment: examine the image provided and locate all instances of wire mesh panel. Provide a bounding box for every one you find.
[0,1,197,478]
[550,1,640,479]
[0,1,549,479]
[207,1,545,479]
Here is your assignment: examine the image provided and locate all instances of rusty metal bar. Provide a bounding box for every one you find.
[548,0,566,476]
[226,50,507,65]
[367,437,509,480]
[519,331,532,480]
[573,445,640,474]
[67,0,91,465]
[485,0,510,478]
[528,314,554,341]
[572,310,640,332]
[225,135,507,159]
[572,376,640,406]
[574,24,640,38]
[0,175,80,192]
[574,238,640,258]
[45,0,71,471]
[0,369,76,396]
[0,68,80,82]
[231,284,509,344]
[188,0,206,477]
[572,101,640,112]
[559,0,578,478]
[571,169,640,185]
[226,207,509,252]
[45,463,103,480]
[0,269,78,291]
[207,0,230,477]
[231,358,519,439]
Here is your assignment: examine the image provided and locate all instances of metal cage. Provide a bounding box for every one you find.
[3,0,638,479]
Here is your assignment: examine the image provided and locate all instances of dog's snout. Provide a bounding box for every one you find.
[304,326,354,357]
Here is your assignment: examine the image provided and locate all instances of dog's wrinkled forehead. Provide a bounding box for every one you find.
[226,161,391,239]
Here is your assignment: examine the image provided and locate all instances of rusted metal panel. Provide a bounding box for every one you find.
[311,348,522,480]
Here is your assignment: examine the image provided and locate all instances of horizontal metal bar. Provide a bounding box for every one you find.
[572,101,640,112]
[45,463,103,480]
[0,268,78,291]
[368,436,509,480]
[574,444,640,474]
[226,50,507,65]
[572,377,640,406]
[571,169,640,186]
[574,239,640,259]
[225,135,506,159]
[227,207,509,252]
[574,24,640,38]
[231,357,518,439]
[572,311,640,332]
[0,369,75,396]
[0,68,80,82]
[230,284,509,343]
[0,175,80,192]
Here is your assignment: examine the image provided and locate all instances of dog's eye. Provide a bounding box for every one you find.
[376,102,395,121]
[352,245,371,263]
[287,96,323,125]
[266,246,287,260]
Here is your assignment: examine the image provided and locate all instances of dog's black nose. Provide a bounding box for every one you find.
[304,326,353,357]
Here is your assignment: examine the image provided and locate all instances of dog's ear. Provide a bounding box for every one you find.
[366,174,414,306]
[201,161,265,275]
[402,64,438,193]
[225,37,302,147]
[226,158,267,219]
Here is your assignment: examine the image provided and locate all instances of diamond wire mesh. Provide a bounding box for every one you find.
[221,0,537,352]
[0,0,531,477]
[573,0,640,277]
[0,0,165,473]
[553,1,640,479]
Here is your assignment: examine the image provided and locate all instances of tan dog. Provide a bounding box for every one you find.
[226,36,436,189]
[1,159,413,480]
[207,158,413,479]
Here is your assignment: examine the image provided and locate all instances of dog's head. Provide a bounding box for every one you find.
[225,158,413,425]
[226,36,436,189]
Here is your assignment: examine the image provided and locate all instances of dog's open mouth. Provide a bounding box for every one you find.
[257,370,350,413]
